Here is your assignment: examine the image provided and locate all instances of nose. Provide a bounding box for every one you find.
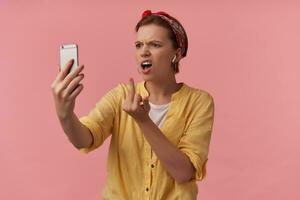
[140,45,151,57]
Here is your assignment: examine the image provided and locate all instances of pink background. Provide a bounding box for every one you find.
[1,1,299,199]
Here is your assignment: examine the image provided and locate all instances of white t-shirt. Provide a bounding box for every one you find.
[148,102,170,128]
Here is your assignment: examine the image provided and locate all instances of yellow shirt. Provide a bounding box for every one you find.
[79,81,214,200]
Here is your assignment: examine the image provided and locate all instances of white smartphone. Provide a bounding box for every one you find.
[59,44,79,73]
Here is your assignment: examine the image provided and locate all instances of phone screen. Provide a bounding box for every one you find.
[60,44,78,73]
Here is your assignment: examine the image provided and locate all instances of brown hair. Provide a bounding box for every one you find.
[135,15,188,74]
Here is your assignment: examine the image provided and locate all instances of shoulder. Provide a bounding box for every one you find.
[183,83,214,104]
[182,84,215,117]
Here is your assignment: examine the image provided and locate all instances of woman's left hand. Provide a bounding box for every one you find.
[122,78,150,123]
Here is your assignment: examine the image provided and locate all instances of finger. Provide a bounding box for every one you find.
[68,84,84,100]
[64,74,84,96]
[58,59,74,81]
[61,65,84,90]
[142,96,149,104]
[53,60,78,86]
[68,64,84,77]
[133,93,142,107]
[128,78,135,103]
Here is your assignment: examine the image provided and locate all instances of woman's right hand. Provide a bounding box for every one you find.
[51,59,85,120]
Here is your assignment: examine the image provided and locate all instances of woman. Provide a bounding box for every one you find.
[51,10,214,200]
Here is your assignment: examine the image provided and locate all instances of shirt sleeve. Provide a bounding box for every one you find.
[178,92,215,181]
[78,84,122,154]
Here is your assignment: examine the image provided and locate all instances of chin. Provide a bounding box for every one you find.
[140,76,152,82]
[139,73,155,81]
[141,75,163,84]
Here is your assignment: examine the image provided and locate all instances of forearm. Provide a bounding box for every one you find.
[136,117,195,183]
[58,112,93,149]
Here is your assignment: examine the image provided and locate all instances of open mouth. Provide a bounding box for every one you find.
[141,60,152,70]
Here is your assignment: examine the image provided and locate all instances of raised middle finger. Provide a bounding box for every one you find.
[127,78,135,103]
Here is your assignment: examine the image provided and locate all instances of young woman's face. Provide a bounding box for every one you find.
[135,24,177,82]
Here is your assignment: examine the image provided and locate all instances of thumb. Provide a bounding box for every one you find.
[134,93,142,107]
[143,96,150,113]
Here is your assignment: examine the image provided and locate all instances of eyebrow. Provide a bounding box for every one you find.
[135,40,163,44]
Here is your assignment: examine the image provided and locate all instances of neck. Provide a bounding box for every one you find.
[145,77,182,104]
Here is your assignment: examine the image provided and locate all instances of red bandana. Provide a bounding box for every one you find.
[141,10,187,57]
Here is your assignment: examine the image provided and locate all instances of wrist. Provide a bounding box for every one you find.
[58,111,75,122]
[135,114,151,125]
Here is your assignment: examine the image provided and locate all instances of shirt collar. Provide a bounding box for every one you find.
[138,81,187,101]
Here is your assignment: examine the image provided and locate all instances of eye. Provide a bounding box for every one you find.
[135,43,142,49]
[152,43,161,48]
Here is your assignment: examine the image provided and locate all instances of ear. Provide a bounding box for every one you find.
[174,48,182,62]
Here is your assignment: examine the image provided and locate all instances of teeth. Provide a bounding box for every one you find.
[141,60,152,69]
[142,61,151,65]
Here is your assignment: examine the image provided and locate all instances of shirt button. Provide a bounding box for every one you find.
[146,187,149,192]
[151,164,155,168]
